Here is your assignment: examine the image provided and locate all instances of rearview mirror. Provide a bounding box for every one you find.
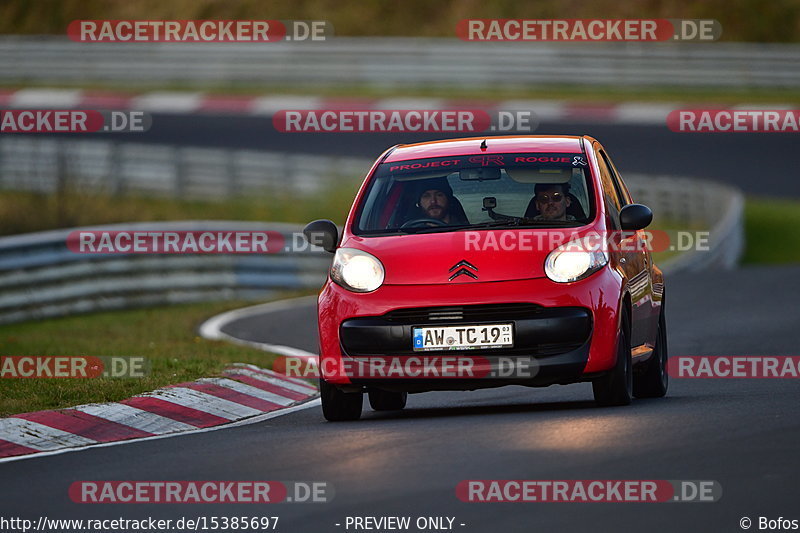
[619,204,653,231]
[460,168,501,181]
[303,219,339,253]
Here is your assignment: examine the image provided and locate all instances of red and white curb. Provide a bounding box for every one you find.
[0,363,318,462]
[2,87,786,125]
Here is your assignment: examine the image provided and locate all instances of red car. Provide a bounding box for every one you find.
[304,135,667,421]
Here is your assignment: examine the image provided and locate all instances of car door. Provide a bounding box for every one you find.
[593,143,651,349]
[602,149,660,347]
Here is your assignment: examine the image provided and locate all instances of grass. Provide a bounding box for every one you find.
[0,297,315,417]
[742,196,800,264]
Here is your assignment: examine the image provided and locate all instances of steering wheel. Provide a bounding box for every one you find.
[400,218,448,228]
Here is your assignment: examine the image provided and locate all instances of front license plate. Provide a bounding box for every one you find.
[412,323,513,351]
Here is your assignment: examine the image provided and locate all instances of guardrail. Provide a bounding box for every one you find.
[0,137,368,198]
[0,174,743,325]
[2,37,800,89]
[0,221,330,325]
[624,175,744,273]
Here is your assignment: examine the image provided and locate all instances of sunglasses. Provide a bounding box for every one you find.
[536,192,565,203]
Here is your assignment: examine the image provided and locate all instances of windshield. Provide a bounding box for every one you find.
[353,152,595,235]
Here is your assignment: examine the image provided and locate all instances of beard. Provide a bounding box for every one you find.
[425,206,445,218]
[541,204,564,218]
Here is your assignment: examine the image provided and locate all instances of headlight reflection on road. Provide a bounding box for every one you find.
[498,415,640,452]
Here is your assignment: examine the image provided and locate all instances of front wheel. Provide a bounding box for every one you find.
[593,312,633,407]
[633,303,669,398]
[320,378,363,421]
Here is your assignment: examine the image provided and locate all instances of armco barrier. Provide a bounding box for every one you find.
[625,174,745,273]
[0,175,743,325]
[0,135,744,274]
[625,175,744,273]
[0,221,330,325]
[1,37,800,89]
[0,137,368,199]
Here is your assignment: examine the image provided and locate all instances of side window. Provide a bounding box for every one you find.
[600,149,630,206]
[594,149,622,229]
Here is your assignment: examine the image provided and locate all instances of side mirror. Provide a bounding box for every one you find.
[303,219,339,253]
[619,204,653,231]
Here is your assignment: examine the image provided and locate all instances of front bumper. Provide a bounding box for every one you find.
[341,305,591,357]
[339,305,592,392]
[318,268,624,388]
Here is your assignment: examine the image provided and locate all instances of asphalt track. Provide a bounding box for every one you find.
[89,113,800,197]
[3,116,799,532]
[1,265,799,532]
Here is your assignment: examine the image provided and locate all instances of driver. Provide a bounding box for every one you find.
[413,178,469,225]
[419,187,453,222]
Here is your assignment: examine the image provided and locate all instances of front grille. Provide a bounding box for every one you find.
[340,305,592,358]
[382,303,543,323]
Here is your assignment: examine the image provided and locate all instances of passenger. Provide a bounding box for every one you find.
[532,183,575,221]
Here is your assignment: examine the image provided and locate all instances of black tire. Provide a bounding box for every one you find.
[320,378,363,421]
[593,311,633,407]
[368,389,408,411]
[633,304,669,398]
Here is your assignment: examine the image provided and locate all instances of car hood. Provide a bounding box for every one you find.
[344,228,586,285]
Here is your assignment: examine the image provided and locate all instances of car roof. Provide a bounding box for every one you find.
[382,135,586,163]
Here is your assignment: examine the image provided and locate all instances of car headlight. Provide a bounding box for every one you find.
[331,248,385,292]
[544,238,609,283]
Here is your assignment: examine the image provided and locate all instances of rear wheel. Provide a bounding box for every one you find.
[320,378,363,421]
[368,389,407,411]
[593,311,632,407]
[633,304,669,398]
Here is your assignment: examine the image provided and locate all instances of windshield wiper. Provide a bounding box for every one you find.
[393,224,474,234]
